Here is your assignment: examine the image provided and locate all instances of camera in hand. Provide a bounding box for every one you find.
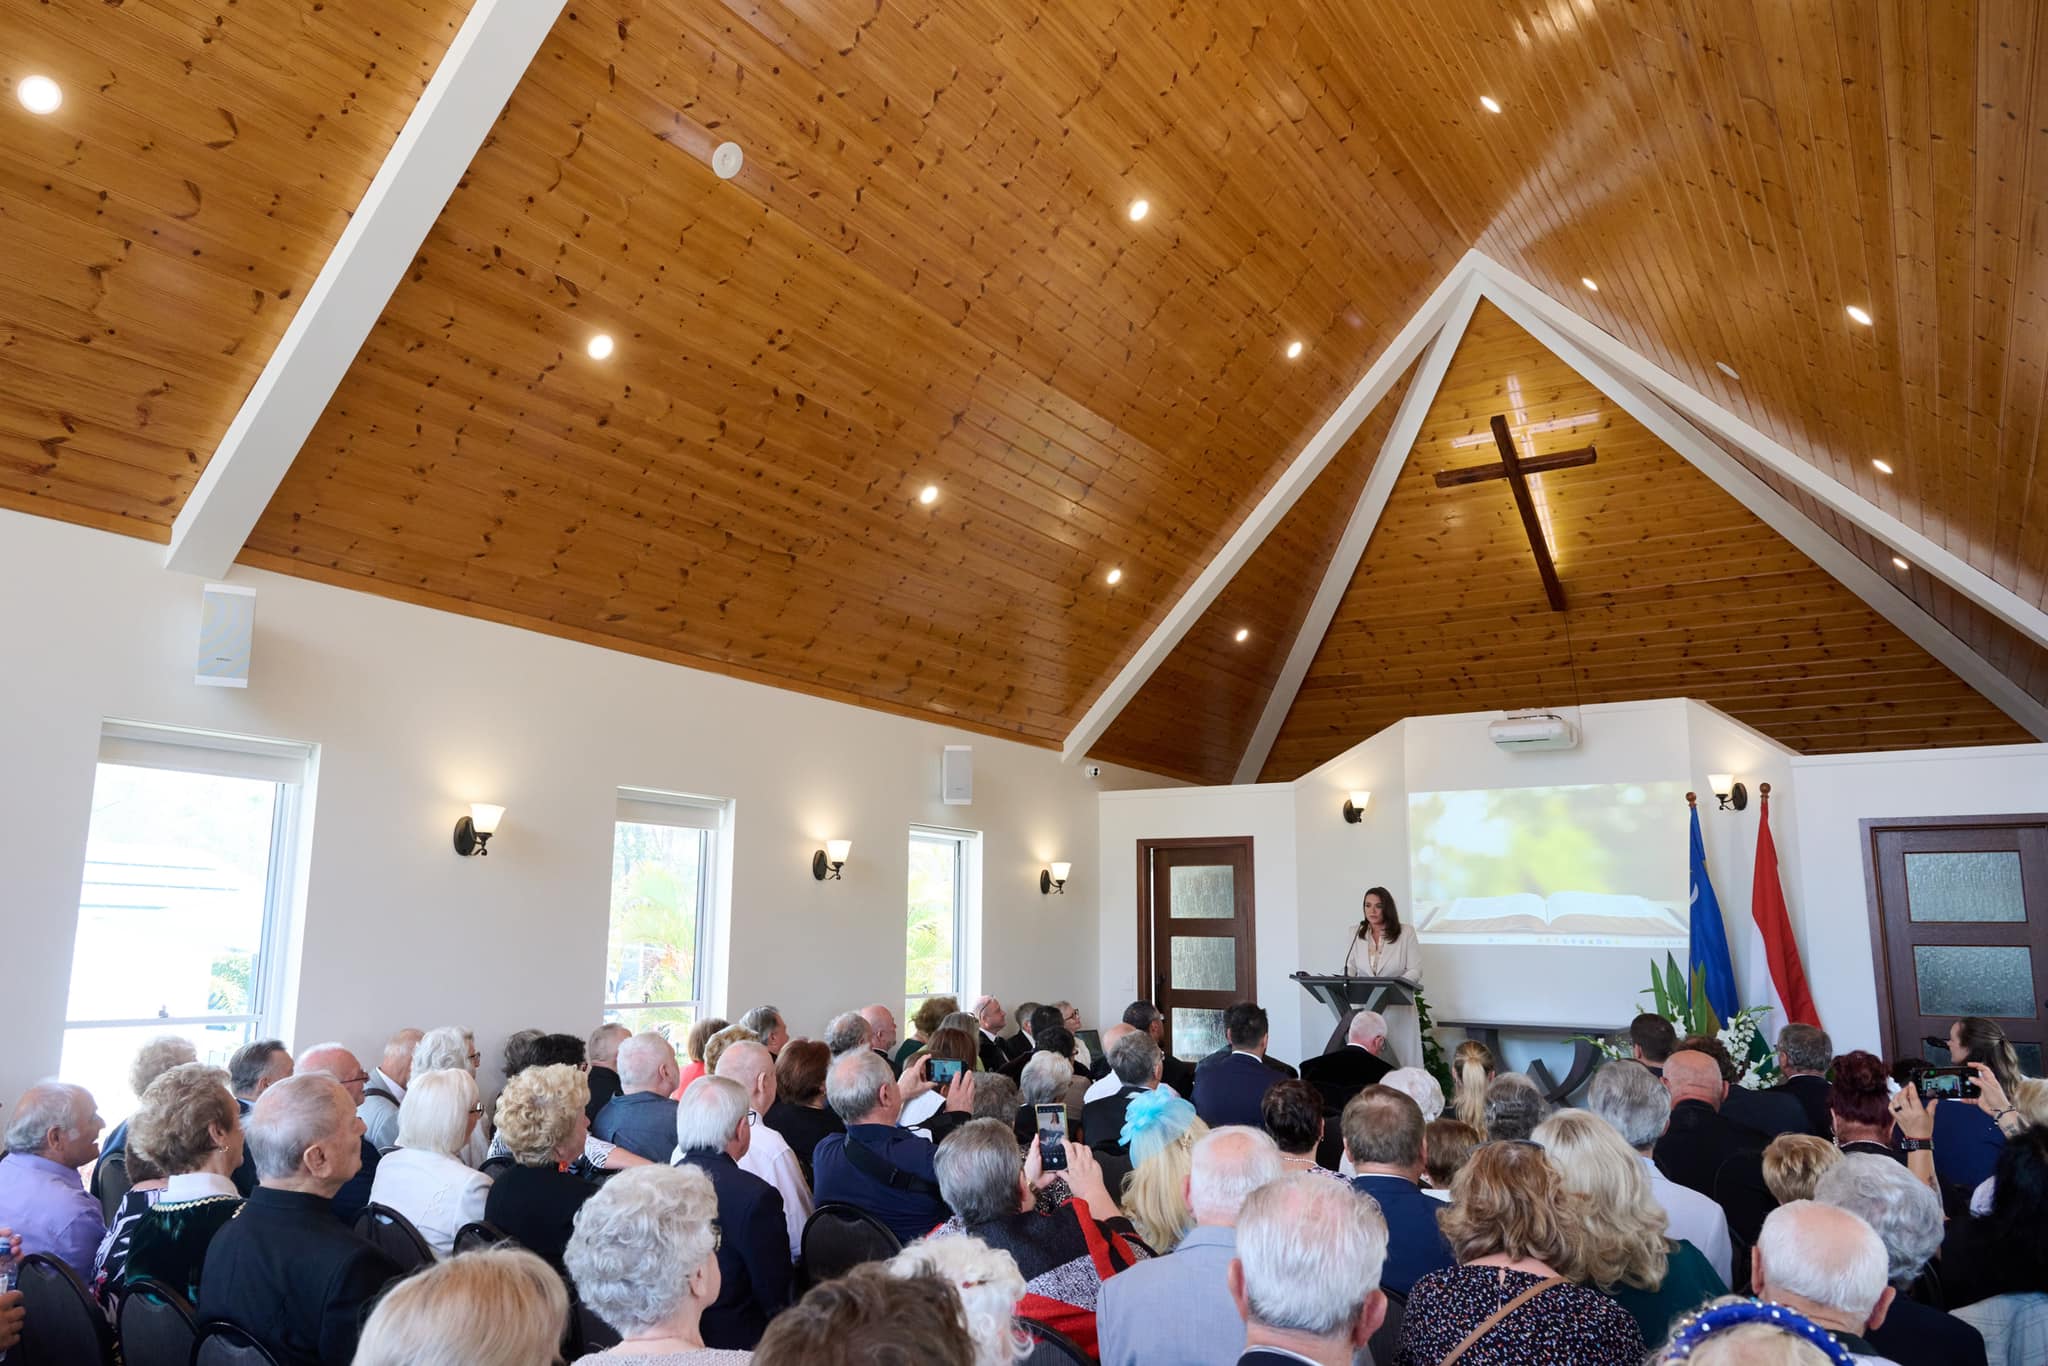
[1035,1103,1068,1171]
[928,1058,964,1087]
[1918,1065,1980,1100]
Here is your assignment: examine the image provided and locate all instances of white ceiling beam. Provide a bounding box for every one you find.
[1232,279,1484,782]
[165,0,567,578]
[1060,264,1475,763]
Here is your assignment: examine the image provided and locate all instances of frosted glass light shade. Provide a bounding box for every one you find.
[469,804,506,835]
[826,839,852,864]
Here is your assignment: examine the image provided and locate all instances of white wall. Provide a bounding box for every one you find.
[0,510,1159,1110]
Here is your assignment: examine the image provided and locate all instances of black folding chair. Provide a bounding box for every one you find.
[13,1252,116,1365]
[114,1277,199,1366]
[798,1203,902,1288]
[452,1219,511,1255]
[1367,1286,1406,1366]
[1018,1316,1091,1365]
[353,1202,437,1273]
[192,1322,286,1366]
[91,1149,132,1225]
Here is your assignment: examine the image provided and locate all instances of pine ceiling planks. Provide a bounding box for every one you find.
[1258,303,2033,781]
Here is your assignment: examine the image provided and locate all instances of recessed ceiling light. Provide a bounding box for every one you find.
[586,334,614,360]
[1479,95,1503,114]
[1581,277,1598,292]
[1872,459,1893,475]
[918,484,939,506]
[1891,556,1909,571]
[1285,340,1304,360]
[1105,567,1123,586]
[1846,305,1873,326]
[1234,628,1250,643]
[1128,199,1149,223]
[17,75,61,115]
[1715,361,1740,380]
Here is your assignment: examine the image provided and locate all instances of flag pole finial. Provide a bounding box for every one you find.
[1685,791,1697,807]
[1759,782,1771,799]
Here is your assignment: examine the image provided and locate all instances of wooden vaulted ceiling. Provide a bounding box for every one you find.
[2,2,2045,779]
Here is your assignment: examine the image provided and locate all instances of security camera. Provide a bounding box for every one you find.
[1084,764,1102,779]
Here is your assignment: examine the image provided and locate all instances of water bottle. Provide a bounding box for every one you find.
[0,1255,14,1362]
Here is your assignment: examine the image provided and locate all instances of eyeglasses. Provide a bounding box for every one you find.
[341,1073,369,1086]
[709,1219,723,1252]
[468,1104,485,1116]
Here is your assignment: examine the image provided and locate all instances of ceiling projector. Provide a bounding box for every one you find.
[1487,711,1579,751]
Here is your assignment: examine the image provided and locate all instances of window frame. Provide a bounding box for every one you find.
[603,790,726,1029]
[905,824,981,1018]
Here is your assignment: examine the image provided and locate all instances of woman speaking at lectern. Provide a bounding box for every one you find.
[1342,886,1424,1067]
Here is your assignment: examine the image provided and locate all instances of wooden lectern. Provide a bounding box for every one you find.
[1293,972,1418,1056]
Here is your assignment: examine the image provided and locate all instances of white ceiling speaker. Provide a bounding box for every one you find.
[711,142,744,179]
[943,745,973,805]
[197,583,256,688]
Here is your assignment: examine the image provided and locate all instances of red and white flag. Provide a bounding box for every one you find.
[1748,787,1819,1027]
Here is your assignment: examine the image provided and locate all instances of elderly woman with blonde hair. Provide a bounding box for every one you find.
[1117,1090,1207,1252]
[354,1245,567,1366]
[115,1063,245,1302]
[368,1069,493,1256]
[1532,1107,1726,1346]
[566,1164,751,1363]
[483,1063,596,1273]
[891,1235,1028,1366]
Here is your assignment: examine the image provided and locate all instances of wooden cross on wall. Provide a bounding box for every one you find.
[1434,414,1597,611]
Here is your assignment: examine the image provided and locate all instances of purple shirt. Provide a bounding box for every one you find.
[0,1151,107,1276]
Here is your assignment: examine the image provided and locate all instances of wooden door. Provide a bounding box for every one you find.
[1862,814,2048,1076]
[1137,837,1256,1062]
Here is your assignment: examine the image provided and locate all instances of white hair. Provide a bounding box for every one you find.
[932,1119,1026,1226]
[246,1074,353,1179]
[616,1033,675,1090]
[1587,1061,1671,1150]
[128,1036,199,1100]
[891,1234,1028,1366]
[826,1050,894,1124]
[1187,1126,1283,1224]
[1380,1067,1444,1122]
[1236,1173,1388,1336]
[4,1082,93,1154]
[1019,1052,1074,1107]
[412,1027,474,1076]
[295,1042,358,1078]
[714,1040,774,1093]
[1813,1155,1944,1285]
[674,1075,748,1154]
[394,1069,479,1157]
[1347,1011,1388,1047]
[1756,1201,1890,1321]
[825,1011,871,1056]
[565,1165,720,1335]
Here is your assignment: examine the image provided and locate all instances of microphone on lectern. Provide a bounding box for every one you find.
[1921,1035,1951,1053]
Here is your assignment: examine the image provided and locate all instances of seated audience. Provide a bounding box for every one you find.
[968,995,1018,1072]
[1400,1141,1645,1365]
[199,1074,400,1365]
[295,1042,383,1223]
[1193,1002,1286,1129]
[1449,1038,1496,1131]
[1124,999,1197,1095]
[358,1027,424,1152]
[1382,1065,1446,1123]
[859,1005,899,1060]
[365,1068,491,1257]
[488,1034,647,1178]
[1343,1084,1453,1296]
[889,1234,1028,1366]
[1420,1117,1480,1200]
[1679,1033,1808,1140]
[752,1263,976,1366]
[1815,1153,1986,1366]
[410,1026,489,1168]
[901,1026,983,1133]
[673,1075,794,1350]
[1750,1201,1898,1360]
[738,1006,789,1058]
[998,1007,1068,1083]
[566,1164,750,1364]
[823,1010,871,1057]
[1299,1008,1393,1119]
[717,1039,814,1261]
[1630,1012,1679,1075]
[227,1038,292,1190]
[1097,1125,1283,1366]
[1260,1079,1342,1180]
[1938,1127,2048,1310]
[1587,1060,1735,1288]
[813,1049,962,1244]
[483,1062,597,1273]
[354,1244,568,1366]
[701,1026,759,1079]
[1763,1133,1841,1205]
[118,1064,245,1301]
[1017,1050,1080,1142]
[93,1140,164,1299]
[96,1035,195,1173]
[1481,1072,1547,1141]
[1119,1089,1207,1252]
[1231,1172,1390,1366]
[673,1017,728,1098]
[593,1032,683,1162]
[0,1080,105,1275]
[929,1117,1145,1355]
[1829,1050,1903,1159]
[1534,1107,1727,1346]
[766,1039,843,1184]
[1655,1049,1771,1203]
[1767,1024,1836,1138]
[896,996,959,1070]
[1650,1295,1883,1365]
[1935,1016,2024,1196]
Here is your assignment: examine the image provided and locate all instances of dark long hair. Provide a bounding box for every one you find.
[1356,886,1403,943]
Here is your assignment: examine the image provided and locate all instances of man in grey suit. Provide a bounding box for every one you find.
[1095,1125,1285,1366]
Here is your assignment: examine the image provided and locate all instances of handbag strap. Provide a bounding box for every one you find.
[1439,1272,1568,1366]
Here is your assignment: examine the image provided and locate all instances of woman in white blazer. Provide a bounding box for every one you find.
[368,1068,493,1256]
[1340,885,1426,1067]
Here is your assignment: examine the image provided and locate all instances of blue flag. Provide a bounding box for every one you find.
[1688,804,1739,1024]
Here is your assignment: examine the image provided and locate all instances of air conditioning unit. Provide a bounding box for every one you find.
[1487,711,1579,751]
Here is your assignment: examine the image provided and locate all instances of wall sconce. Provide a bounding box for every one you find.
[1707,774,1748,812]
[1342,790,1372,824]
[1040,862,1072,895]
[812,839,852,881]
[453,803,505,857]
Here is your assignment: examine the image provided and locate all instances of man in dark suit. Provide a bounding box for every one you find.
[970,995,1023,1072]
[1344,1085,1454,1296]
[1124,1001,1196,1095]
[1082,1030,1163,1152]
[1229,1169,1388,1366]
[673,1075,793,1349]
[1629,1012,1678,1077]
[293,1043,381,1224]
[1766,1023,1836,1138]
[1654,1049,1773,1202]
[1300,1009,1394,1119]
[199,1074,401,1366]
[1193,1002,1290,1130]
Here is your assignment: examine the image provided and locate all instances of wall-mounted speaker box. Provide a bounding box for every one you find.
[942,745,973,805]
[197,583,256,688]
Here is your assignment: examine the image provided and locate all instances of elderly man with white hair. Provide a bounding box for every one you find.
[824,1010,872,1057]
[1586,1060,1734,1286]
[357,1026,424,1152]
[716,1038,814,1260]
[199,1074,402,1364]
[970,994,1021,1072]
[672,1075,793,1349]
[584,1021,632,1120]
[1300,1009,1394,1122]
[1097,1126,1285,1366]
[1815,1154,1986,1365]
[1751,1200,1900,1364]
[0,1080,105,1275]
[295,1041,384,1224]
[859,1004,898,1059]
[1082,1030,1164,1153]
[592,1031,682,1162]
[812,1048,969,1243]
[1230,1171,1389,1366]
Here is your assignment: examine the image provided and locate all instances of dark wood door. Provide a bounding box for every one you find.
[1863,814,2048,1076]
[1137,837,1256,1062]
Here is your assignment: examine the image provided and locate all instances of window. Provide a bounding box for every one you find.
[906,826,979,1025]
[63,722,312,1124]
[604,790,724,1046]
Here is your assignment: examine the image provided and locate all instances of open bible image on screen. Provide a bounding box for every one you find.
[1409,782,1689,948]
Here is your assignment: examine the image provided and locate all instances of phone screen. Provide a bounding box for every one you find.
[1035,1103,1068,1170]
[1919,1067,1977,1099]
[928,1058,963,1086]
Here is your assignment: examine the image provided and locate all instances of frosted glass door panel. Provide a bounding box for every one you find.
[1168,865,1235,918]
